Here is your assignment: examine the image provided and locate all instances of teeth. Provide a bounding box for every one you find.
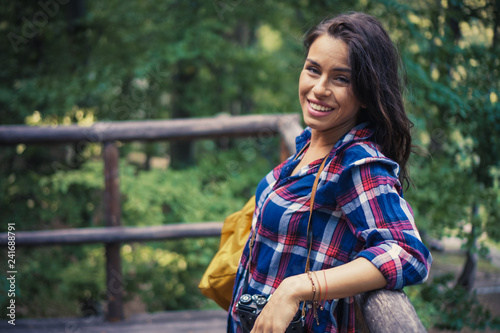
[310,102,333,112]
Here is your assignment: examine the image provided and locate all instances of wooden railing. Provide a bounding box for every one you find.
[0,114,426,332]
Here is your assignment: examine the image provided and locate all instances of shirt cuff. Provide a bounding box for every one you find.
[356,244,406,290]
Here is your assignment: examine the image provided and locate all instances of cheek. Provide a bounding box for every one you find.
[298,74,310,99]
[339,90,357,107]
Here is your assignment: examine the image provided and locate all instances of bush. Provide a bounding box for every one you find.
[408,273,500,331]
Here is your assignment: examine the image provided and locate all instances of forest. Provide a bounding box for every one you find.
[1,0,500,331]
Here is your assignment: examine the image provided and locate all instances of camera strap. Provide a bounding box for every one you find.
[300,154,328,321]
[304,154,328,272]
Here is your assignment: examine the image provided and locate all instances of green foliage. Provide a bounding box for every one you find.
[418,274,500,330]
[405,284,439,330]
[0,244,103,318]
[406,251,500,330]
[120,239,220,311]
[408,272,500,331]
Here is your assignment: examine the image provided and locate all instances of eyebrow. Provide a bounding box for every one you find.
[306,58,351,73]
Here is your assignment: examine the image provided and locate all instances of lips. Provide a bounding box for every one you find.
[306,99,335,117]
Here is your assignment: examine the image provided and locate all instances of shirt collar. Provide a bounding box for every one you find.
[295,122,374,153]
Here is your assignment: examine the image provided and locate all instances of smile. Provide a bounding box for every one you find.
[309,100,334,112]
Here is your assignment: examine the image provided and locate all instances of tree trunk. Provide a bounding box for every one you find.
[456,204,479,292]
[493,0,500,49]
[169,61,196,169]
[447,0,462,43]
[456,248,477,292]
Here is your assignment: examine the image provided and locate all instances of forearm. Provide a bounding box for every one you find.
[281,258,387,302]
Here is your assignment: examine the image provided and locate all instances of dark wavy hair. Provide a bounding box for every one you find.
[304,12,413,187]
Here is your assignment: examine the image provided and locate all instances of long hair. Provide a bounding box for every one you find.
[304,12,413,187]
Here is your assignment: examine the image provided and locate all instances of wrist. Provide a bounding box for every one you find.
[281,273,313,303]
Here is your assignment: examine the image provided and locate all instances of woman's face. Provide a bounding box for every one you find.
[299,35,363,139]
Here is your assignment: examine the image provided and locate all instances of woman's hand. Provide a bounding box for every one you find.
[250,275,307,333]
[247,259,387,332]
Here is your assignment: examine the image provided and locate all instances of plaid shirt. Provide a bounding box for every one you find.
[228,123,432,333]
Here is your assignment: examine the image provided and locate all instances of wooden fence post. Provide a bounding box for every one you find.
[278,114,302,160]
[103,141,124,322]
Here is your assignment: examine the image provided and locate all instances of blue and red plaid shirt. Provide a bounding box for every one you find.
[228,123,432,333]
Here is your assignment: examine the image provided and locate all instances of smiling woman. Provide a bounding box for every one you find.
[227,12,432,333]
[298,35,364,167]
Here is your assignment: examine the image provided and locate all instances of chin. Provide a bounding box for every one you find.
[303,119,328,132]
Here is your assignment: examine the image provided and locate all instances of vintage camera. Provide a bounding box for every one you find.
[237,294,304,333]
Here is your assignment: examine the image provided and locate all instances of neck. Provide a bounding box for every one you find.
[309,129,344,152]
[308,120,357,152]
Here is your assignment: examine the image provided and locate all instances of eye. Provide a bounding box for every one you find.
[335,76,350,85]
[306,66,320,75]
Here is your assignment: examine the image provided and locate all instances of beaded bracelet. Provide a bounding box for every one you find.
[306,271,316,302]
[312,271,322,310]
[306,271,320,325]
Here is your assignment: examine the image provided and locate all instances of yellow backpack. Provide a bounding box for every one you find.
[198,196,255,310]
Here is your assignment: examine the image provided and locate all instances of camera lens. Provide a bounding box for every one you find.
[239,294,253,305]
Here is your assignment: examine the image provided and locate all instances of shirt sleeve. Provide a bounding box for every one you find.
[335,156,432,290]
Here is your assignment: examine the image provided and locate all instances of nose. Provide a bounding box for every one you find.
[312,76,332,98]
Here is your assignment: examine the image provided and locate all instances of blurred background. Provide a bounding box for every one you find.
[0,0,499,331]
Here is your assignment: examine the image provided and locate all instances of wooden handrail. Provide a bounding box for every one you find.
[355,289,427,332]
[0,114,300,144]
[0,223,223,246]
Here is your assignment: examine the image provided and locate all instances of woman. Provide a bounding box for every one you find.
[228,12,432,332]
